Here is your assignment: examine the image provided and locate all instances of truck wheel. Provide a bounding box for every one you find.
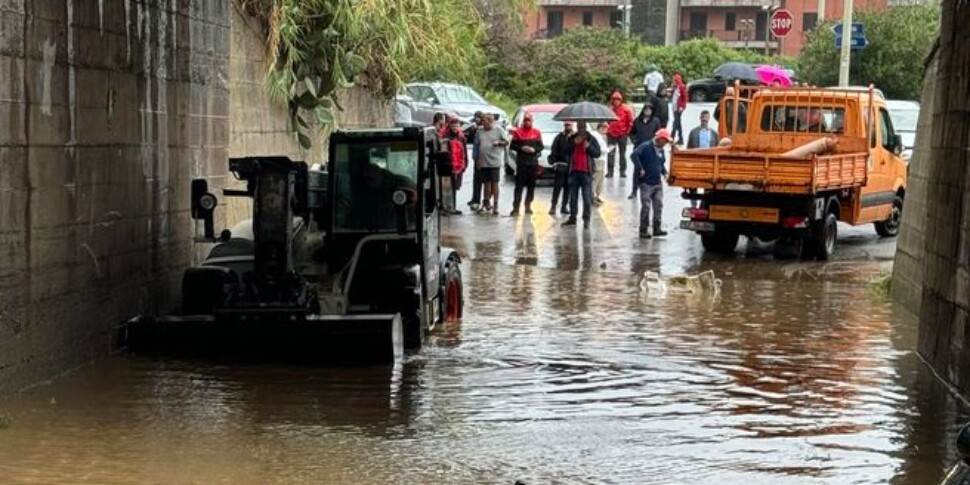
[811,213,838,261]
[701,231,740,254]
[441,261,463,322]
[874,196,903,237]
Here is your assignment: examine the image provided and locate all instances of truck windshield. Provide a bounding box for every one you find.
[332,140,419,233]
[760,105,847,135]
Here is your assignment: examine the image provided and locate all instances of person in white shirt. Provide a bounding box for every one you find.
[591,123,609,206]
[643,65,664,95]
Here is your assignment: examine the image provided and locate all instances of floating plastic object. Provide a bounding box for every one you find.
[639,270,722,297]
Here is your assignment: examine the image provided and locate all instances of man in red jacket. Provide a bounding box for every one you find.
[606,91,634,178]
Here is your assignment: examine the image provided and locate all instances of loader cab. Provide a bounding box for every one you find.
[324,128,452,317]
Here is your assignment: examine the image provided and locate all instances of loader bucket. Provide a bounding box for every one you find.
[120,314,403,364]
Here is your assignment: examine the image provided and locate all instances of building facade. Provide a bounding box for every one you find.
[678,0,889,56]
[523,0,627,39]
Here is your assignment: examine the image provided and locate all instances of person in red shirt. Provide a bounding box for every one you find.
[606,91,634,178]
[670,73,689,145]
[443,118,467,215]
[562,122,602,229]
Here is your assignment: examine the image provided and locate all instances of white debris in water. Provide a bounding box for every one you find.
[640,270,722,297]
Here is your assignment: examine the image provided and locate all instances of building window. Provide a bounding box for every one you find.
[610,10,624,29]
[583,11,594,26]
[803,13,818,31]
[547,11,564,37]
[725,12,736,31]
[689,11,708,36]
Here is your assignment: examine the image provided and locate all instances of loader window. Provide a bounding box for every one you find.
[332,141,419,233]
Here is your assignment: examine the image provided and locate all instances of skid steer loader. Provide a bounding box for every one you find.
[121,127,464,362]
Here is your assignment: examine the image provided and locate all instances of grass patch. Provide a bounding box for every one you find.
[0,413,11,429]
[870,273,892,297]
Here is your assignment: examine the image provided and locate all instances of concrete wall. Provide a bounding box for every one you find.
[891,57,937,315]
[0,0,230,395]
[0,1,390,396]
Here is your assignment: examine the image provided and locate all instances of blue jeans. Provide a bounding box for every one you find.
[568,171,593,222]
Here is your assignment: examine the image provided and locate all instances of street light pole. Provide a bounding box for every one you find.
[838,0,853,85]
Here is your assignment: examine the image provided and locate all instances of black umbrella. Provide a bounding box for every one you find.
[713,62,760,83]
[552,101,618,122]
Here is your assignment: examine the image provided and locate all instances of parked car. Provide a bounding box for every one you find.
[393,94,424,128]
[506,104,569,179]
[886,99,920,162]
[688,63,762,103]
[402,82,507,128]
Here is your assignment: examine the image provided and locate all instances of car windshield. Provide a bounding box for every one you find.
[889,107,919,132]
[435,85,486,104]
[526,111,563,133]
[332,140,419,233]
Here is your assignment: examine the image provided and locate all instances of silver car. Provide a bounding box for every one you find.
[403,82,507,128]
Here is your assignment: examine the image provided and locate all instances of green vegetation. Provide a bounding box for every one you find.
[0,413,11,429]
[797,4,939,100]
[870,273,893,297]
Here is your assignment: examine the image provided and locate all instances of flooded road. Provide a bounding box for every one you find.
[2,173,968,484]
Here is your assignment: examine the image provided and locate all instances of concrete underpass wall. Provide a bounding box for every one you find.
[891,58,938,316]
[0,1,391,396]
[0,0,229,396]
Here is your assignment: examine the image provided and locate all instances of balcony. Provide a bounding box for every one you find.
[539,0,623,5]
[679,29,780,50]
[679,0,772,7]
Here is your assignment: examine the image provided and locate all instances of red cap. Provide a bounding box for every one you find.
[655,128,673,142]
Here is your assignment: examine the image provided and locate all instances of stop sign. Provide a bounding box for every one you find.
[769,9,794,38]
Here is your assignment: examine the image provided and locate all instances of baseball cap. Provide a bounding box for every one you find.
[655,128,673,143]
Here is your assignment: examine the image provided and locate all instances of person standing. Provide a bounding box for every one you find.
[592,123,609,206]
[465,112,484,210]
[562,122,601,229]
[475,114,509,215]
[687,110,718,149]
[643,64,664,96]
[647,89,670,133]
[713,87,748,135]
[670,74,688,145]
[444,118,468,215]
[509,113,544,217]
[627,104,662,200]
[548,121,574,215]
[632,128,673,239]
[606,91,634,178]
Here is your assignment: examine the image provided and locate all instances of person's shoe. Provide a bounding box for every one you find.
[452,209,463,215]
[628,193,636,200]
[548,207,556,215]
[525,206,533,215]
[640,232,652,239]
[510,210,519,217]
[560,206,569,214]
[470,203,480,211]
[467,201,476,207]
[492,207,499,215]
[653,229,669,237]
[606,172,614,178]
[620,173,627,178]
[583,220,590,229]
[562,219,577,227]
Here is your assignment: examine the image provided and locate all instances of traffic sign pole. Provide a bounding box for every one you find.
[838,0,854,86]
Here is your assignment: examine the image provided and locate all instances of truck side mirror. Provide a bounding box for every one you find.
[892,133,904,156]
[190,178,216,239]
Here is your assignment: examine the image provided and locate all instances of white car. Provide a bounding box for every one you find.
[506,104,569,180]
[886,99,920,162]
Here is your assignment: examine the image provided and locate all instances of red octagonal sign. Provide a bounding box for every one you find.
[770,9,794,38]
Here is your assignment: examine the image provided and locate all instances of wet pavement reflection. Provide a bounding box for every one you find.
[1,173,968,484]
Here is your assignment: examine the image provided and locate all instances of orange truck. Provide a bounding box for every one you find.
[669,86,907,259]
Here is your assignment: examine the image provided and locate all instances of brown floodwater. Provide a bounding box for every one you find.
[1,182,967,484]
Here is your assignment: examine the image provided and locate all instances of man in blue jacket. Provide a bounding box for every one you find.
[631,128,673,239]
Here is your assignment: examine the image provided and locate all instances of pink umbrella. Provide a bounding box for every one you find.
[756,65,793,87]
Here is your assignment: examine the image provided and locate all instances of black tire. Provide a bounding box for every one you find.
[701,231,740,254]
[811,212,838,260]
[874,196,903,237]
[690,88,708,102]
[440,259,463,323]
[401,289,425,350]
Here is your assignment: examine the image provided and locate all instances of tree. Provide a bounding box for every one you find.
[798,4,939,100]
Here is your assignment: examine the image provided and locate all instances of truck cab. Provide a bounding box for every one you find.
[671,86,907,259]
